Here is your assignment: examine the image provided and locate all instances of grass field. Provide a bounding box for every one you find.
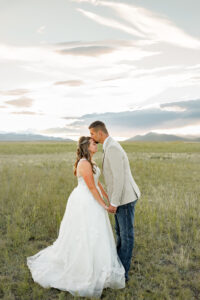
[0,141,200,300]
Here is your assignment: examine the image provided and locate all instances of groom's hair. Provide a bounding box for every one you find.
[88,121,108,134]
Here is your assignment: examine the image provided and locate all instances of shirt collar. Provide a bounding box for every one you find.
[103,136,111,151]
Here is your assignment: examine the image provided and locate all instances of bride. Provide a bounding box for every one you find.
[27,136,125,298]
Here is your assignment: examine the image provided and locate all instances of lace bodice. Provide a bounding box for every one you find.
[77,158,101,187]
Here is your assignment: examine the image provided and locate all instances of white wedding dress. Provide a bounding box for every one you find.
[27,158,125,298]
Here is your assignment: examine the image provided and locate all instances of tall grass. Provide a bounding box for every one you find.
[0,141,199,299]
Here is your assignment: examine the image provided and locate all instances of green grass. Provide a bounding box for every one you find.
[0,141,200,299]
[0,140,200,155]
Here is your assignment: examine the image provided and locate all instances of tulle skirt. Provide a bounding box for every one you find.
[27,182,125,298]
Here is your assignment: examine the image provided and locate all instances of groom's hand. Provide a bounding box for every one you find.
[107,204,117,214]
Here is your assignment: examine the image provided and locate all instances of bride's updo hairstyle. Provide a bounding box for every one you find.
[74,136,96,176]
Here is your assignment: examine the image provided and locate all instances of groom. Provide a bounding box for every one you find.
[89,120,141,283]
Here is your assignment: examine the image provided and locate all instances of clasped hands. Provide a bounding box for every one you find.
[105,203,117,214]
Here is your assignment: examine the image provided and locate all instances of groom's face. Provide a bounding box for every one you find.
[89,128,101,144]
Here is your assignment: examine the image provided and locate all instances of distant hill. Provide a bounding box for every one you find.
[0,132,74,142]
[126,132,200,142]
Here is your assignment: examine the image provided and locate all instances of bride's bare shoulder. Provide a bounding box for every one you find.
[78,159,91,168]
[78,159,97,173]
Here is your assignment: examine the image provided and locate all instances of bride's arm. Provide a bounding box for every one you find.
[98,181,110,204]
[78,161,108,210]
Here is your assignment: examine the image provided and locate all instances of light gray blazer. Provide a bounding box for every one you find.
[102,136,141,206]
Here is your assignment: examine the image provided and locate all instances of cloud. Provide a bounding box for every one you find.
[160,105,186,112]
[187,75,200,84]
[67,99,200,133]
[0,89,30,96]
[54,39,157,66]
[11,111,44,115]
[187,64,200,70]
[101,75,125,82]
[5,97,34,108]
[57,45,115,57]
[160,99,200,112]
[56,40,135,48]
[108,2,200,49]
[62,116,81,120]
[54,80,84,86]
[76,1,200,49]
[77,8,145,38]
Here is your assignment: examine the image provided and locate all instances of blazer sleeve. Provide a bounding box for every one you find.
[107,146,124,206]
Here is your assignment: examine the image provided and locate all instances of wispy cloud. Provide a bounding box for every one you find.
[54,80,84,86]
[5,97,34,107]
[62,116,81,120]
[108,2,200,49]
[160,99,200,112]
[0,89,30,96]
[77,8,145,38]
[76,1,200,49]
[57,45,115,57]
[11,111,44,115]
[187,64,200,70]
[56,40,135,48]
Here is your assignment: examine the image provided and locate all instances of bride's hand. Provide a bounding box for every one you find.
[107,205,117,214]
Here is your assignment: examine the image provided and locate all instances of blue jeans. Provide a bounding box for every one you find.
[114,200,137,281]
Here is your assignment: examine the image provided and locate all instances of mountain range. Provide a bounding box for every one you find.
[0,131,200,142]
[126,132,200,142]
[0,132,73,142]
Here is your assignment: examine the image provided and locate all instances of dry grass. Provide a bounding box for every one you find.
[0,141,200,299]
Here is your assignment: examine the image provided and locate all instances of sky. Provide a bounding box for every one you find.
[0,0,200,140]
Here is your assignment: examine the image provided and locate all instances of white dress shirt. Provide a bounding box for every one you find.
[102,136,118,208]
